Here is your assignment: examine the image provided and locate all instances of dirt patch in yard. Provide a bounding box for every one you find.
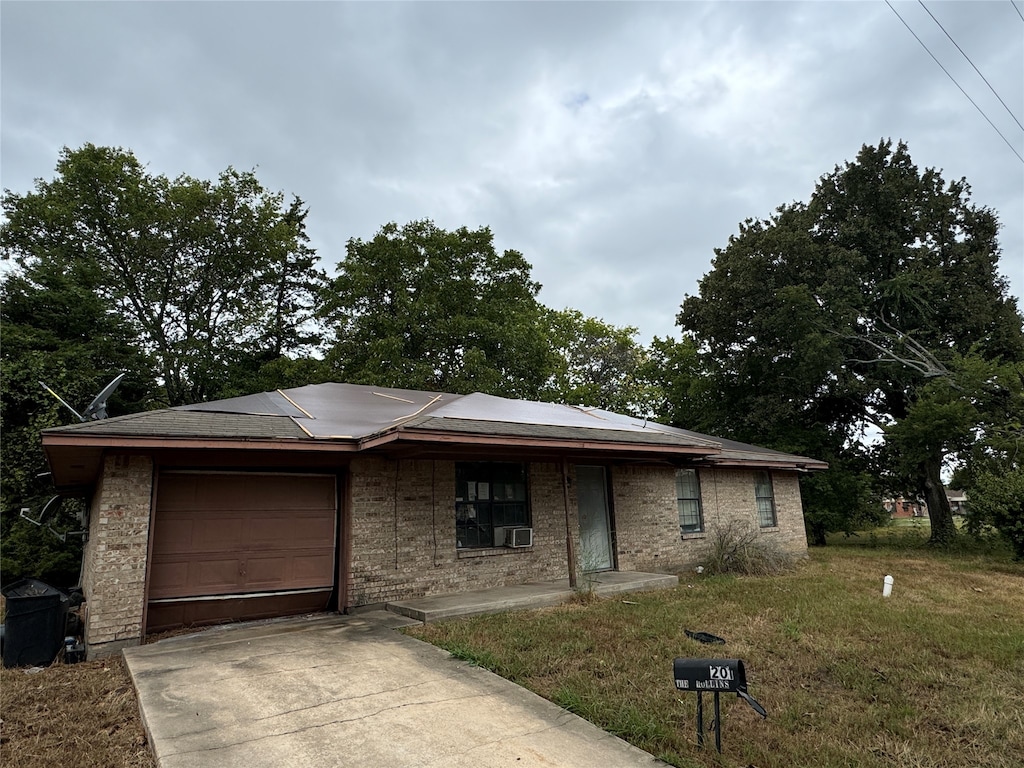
[0,655,154,768]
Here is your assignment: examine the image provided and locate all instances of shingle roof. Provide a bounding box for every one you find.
[45,409,309,440]
[405,415,720,450]
[42,382,826,470]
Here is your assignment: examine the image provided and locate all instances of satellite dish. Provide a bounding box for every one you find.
[20,495,87,543]
[20,495,62,526]
[40,373,125,423]
[82,373,125,420]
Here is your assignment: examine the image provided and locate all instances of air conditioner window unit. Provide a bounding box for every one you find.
[504,527,533,548]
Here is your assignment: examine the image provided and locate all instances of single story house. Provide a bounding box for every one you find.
[41,383,827,658]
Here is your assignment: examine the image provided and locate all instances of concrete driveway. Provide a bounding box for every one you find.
[123,612,668,767]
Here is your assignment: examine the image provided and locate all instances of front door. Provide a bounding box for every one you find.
[576,465,613,571]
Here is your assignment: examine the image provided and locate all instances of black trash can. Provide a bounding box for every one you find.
[2,578,68,668]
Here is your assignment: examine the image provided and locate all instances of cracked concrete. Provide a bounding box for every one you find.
[124,612,668,767]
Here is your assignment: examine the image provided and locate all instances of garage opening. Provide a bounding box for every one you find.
[146,471,338,633]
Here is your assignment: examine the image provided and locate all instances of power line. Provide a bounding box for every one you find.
[919,1,1023,131]
[885,0,1024,164]
[1011,1,1024,24]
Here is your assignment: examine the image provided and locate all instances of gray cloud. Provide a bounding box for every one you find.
[2,1,1021,342]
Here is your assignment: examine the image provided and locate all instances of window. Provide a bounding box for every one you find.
[455,462,529,548]
[755,471,777,527]
[676,469,704,534]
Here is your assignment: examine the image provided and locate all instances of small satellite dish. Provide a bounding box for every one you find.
[40,373,125,423]
[82,372,125,421]
[20,495,62,526]
[20,495,86,543]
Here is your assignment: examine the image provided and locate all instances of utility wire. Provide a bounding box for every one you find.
[919,1,1023,131]
[885,0,1024,164]
[1011,0,1024,23]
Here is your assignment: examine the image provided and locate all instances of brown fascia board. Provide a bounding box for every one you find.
[40,432,359,453]
[357,428,720,457]
[697,455,829,472]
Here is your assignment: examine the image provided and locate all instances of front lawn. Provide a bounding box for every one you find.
[407,543,1024,768]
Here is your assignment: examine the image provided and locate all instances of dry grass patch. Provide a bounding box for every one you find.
[0,655,154,768]
[407,547,1024,768]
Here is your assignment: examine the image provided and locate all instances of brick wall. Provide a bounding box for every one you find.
[81,454,154,657]
[701,468,809,553]
[611,465,809,573]
[77,453,812,643]
[347,459,811,605]
[347,457,575,606]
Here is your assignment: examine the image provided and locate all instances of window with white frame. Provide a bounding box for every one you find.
[755,471,777,527]
[455,462,529,548]
[676,468,704,535]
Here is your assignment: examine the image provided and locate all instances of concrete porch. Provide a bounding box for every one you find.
[385,570,679,623]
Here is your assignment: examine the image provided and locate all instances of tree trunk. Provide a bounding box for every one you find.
[922,454,956,544]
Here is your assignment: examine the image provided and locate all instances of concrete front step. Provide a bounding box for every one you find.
[386,570,679,623]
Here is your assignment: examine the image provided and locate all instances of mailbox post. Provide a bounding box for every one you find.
[673,658,767,753]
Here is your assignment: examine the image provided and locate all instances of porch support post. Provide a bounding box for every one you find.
[561,458,577,589]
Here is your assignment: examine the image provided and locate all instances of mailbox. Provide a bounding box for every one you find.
[673,658,746,692]
[673,658,767,753]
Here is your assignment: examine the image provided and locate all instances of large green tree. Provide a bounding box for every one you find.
[320,220,553,398]
[0,261,156,586]
[678,140,1024,544]
[1,144,327,406]
[540,308,655,415]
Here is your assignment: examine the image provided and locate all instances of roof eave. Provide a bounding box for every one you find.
[41,432,358,452]
[359,428,720,456]
[700,457,829,471]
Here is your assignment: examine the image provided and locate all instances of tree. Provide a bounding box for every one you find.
[967,467,1024,560]
[540,308,654,415]
[321,220,553,398]
[0,261,156,587]
[1,144,327,406]
[641,335,714,429]
[678,140,1024,544]
[952,359,1024,557]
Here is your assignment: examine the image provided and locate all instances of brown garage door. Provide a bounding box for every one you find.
[147,472,337,632]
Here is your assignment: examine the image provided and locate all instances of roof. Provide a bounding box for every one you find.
[41,382,827,488]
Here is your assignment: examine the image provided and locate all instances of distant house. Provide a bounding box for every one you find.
[885,498,927,519]
[885,489,968,520]
[945,489,968,516]
[41,383,827,658]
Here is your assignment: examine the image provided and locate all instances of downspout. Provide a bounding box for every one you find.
[561,459,577,589]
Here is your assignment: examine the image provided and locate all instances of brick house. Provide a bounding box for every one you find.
[41,383,826,658]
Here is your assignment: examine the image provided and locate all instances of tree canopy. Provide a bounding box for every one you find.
[677,139,1024,543]
[1,144,327,406]
[320,220,553,398]
[540,308,655,415]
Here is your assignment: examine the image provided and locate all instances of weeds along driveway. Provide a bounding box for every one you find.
[123,612,667,768]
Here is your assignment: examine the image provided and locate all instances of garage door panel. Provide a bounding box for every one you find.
[195,558,244,591]
[192,517,246,552]
[151,518,195,555]
[147,591,332,634]
[290,552,335,582]
[155,476,200,510]
[248,515,335,549]
[150,473,337,608]
[148,560,191,597]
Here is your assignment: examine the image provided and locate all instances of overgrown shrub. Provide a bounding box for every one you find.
[968,467,1024,561]
[697,521,795,576]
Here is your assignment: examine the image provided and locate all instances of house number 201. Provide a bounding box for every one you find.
[709,665,734,681]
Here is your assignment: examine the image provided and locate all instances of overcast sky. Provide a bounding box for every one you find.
[2,1,1022,343]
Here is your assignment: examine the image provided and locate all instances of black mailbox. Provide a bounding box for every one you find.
[673,658,746,692]
[673,657,767,753]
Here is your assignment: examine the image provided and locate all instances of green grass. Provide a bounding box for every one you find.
[406,540,1024,768]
